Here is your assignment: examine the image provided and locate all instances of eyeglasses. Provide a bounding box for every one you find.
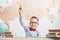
[30,22,38,24]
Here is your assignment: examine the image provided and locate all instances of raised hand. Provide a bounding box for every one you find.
[18,4,23,17]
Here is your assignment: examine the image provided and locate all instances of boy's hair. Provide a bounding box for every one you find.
[30,16,39,21]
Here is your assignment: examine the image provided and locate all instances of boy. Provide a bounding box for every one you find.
[19,7,40,37]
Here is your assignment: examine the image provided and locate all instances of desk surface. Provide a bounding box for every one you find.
[0,38,60,40]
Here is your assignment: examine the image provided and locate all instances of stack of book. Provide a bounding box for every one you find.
[46,29,60,38]
[5,32,13,38]
[46,33,56,37]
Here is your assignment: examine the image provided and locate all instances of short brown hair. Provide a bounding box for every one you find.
[30,16,39,21]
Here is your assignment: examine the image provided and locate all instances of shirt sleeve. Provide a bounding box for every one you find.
[19,17,28,30]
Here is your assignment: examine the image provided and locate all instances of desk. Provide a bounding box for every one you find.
[0,38,57,40]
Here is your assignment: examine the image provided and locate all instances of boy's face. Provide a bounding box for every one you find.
[29,18,39,28]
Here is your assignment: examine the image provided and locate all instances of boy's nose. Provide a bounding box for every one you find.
[32,23,36,25]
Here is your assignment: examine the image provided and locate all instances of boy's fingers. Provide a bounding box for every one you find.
[19,7,22,12]
[19,7,22,11]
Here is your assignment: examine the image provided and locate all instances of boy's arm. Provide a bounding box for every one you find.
[18,7,27,30]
